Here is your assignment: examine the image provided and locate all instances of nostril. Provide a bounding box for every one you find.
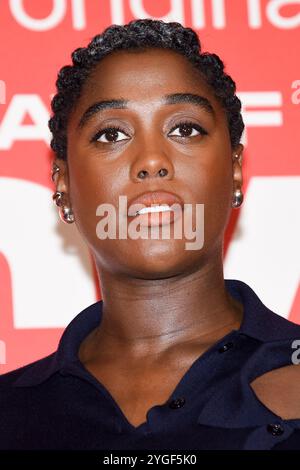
[138,170,148,179]
[158,168,168,177]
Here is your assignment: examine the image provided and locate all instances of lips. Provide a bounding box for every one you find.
[127,190,184,217]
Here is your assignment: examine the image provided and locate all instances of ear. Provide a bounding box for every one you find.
[52,159,71,202]
[232,143,244,190]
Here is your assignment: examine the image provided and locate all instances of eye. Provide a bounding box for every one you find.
[168,121,208,138]
[91,126,130,144]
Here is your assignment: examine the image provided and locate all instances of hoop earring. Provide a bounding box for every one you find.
[51,163,60,182]
[52,190,75,224]
[52,190,64,207]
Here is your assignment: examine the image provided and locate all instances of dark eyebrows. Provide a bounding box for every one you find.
[164,93,216,117]
[77,93,216,130]
[77,99,128,129]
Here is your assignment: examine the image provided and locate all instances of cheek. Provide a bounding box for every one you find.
[205,159,233,243]
[67,157,116,247]
[187,146,233,243]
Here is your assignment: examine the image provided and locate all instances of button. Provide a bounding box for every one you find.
[168,397,186,409]
[267,423,284,436]
[218,341,234,353]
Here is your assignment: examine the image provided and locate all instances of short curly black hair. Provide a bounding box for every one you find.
[48,18,244,161]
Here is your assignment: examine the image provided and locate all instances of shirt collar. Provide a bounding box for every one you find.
[12,278,300,388]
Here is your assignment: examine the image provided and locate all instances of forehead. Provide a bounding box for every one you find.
[88,48,205,89]
[68,48,226,129]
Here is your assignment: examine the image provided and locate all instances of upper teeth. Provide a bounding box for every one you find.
[136,205,172,215]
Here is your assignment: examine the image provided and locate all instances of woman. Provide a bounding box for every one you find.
[1,18,300,451]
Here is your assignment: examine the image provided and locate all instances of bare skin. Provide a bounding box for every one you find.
[53,48,300,428]
[250,365,300,421]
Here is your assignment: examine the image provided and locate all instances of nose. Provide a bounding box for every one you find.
[130,145,174,182]
[137,167,169,179]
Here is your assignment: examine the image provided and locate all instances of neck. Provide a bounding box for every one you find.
[82,251,244,361]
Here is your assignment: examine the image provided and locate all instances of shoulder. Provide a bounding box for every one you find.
[0,353,56,391]
[226,278,300,342]
[0,353,58,443]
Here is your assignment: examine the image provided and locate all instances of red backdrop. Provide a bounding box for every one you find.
[0,0,299,373]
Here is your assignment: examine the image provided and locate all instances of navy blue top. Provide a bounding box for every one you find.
[1,279,300,450]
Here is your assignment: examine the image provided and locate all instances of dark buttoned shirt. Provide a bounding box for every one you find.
[1,279,300,450]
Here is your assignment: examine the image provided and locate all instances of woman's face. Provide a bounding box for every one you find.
[62,48,243,279]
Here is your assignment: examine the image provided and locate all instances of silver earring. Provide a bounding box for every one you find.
[52,190,64,207]
[60,206,75,224]
[232,188,243,208]
[231,154,243,208]
[234,153,242,164]
[51,163,60,182]
[52,190,75,223]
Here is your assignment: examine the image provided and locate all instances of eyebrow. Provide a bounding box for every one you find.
[77,93,216,129]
